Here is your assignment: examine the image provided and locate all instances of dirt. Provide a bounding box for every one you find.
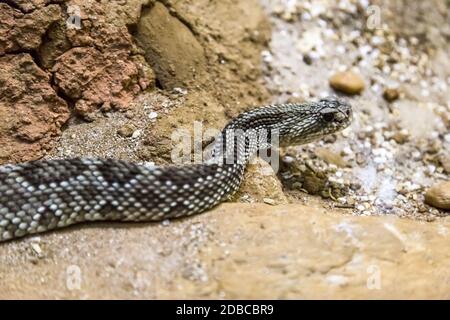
[0,0,449,299]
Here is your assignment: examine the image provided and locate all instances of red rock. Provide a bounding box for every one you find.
[0,54,69,164]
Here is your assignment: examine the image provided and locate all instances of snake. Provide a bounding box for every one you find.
[0,97,352,242]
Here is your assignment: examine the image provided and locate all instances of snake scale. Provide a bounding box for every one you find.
[0,97,352,242]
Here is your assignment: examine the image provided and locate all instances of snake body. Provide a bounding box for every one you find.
[0,98,352,242]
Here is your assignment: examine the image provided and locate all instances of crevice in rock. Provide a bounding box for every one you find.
[127,2,165,91]
[158,0,199,37]
[154,77,163,90]
[28,48,44,70]
[34,20,58,70]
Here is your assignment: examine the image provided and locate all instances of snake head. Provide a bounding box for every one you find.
[318,96,352,129]
[278,96,353,146]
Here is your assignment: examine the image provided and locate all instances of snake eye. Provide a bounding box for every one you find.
[321,108,337,122]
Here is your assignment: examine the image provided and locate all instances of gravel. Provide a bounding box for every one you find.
[261,0,450,220]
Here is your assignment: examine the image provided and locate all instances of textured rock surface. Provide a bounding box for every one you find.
[0,0,268,164]
[0,3,62,55]
[233,157,288,204]
[0,54,69,163]
[53,46,145,115]
[0,0,154,163]
[0,204,448,299]
[135,2,208,89]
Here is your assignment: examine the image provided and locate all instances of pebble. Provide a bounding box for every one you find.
[424,181,450,210]
[117,124,136,137]
[132,129,142,139]
[263,198,276,205]
[383,87,400,102]
[329,71,365,95]
[438,153,450,174]
[30,242,43,258]
[315,148,348,168]
[392,129,409,144]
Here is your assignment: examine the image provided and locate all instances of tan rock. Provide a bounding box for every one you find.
[425,181,450,210]
[117,124,136,138]
[0,203,449,299]
[438,153,450,174]
[315,147,349,167]
[329,71,365,95]
[392,130,410,144]
[233,157,288,204]
[204,204,450,299]
[135,2,208,89]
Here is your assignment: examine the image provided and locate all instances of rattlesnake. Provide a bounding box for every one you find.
[0,97,352,242]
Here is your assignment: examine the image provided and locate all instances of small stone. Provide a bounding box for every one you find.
[302,170,327,195]
[303,54,313,65]
[132,129,142,139]
[30,242,43,258]
[329,71,365,95]
[424,181,450,210]
[125,110,135,119]
[438,153,450,174]
[315,147,349,167]
[263,198,276,205]
[383,88,400,102]
[427,140,442,155]
[117,124,136,137]
[392,130,409,144]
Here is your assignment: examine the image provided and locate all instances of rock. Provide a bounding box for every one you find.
[0,3,62,55]
[203,204,450,299]
[1,203,449,299]
[329,71,365,95]
[315,147,349,167]
[135,2,208,89]
[37,20,71,69]
[0,54,69,164]
[3,0,49,12]
[425,181,450,210]
[233,157,288,204]
[263,198,276,205]
[302,168,327,195]
[438,153,450,174]
[392,130,410,144]
[303,54,313,65]
[53,47,141,117]
[117,124,136,137]
[383,87,400,102]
